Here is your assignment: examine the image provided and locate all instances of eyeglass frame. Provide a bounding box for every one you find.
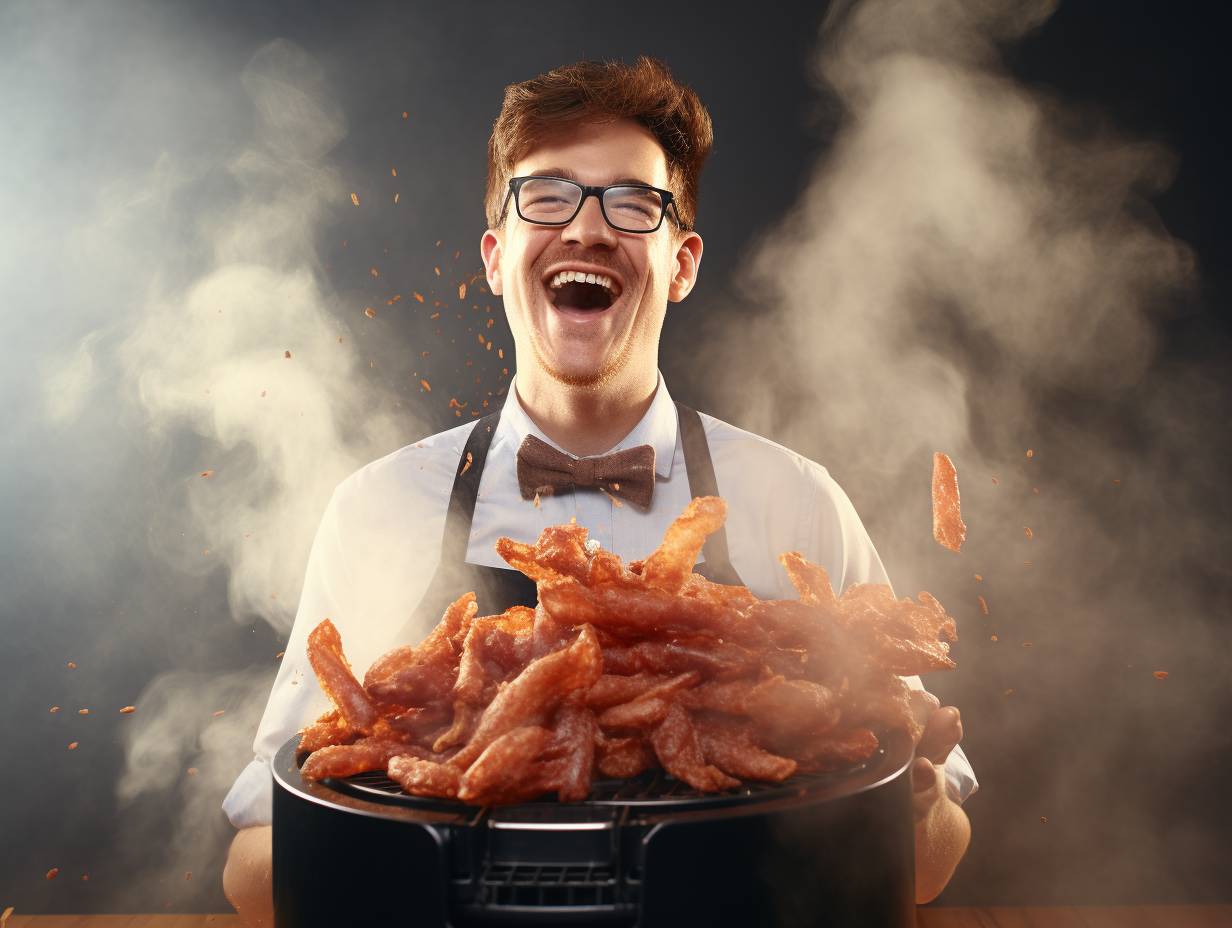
[498,175,690,234]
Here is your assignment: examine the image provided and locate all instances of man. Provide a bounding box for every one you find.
[223,56,975,923]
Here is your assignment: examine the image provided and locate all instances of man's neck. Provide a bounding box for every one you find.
[515,369,658,457]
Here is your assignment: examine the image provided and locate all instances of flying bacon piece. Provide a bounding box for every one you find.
[387,754,462,799]
[458,725,554,804]
[650,702,740,792]
[306,620,378,734]
[297,708,357,754]
[932,452,966,553]
[695,715,797,782]
[596,733,657,779]
[641,496,728,594]
[301,738,426,781]
[449,624,603,771]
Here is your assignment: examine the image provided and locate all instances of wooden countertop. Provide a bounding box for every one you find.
[3,908,1231,927]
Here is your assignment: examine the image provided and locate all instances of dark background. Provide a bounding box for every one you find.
[1,0,1229,913]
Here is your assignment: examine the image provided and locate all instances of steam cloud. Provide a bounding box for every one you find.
[19,28,425,904]
[696,0,1228,903]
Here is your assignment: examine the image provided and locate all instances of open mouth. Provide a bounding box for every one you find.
[545,269,621,313]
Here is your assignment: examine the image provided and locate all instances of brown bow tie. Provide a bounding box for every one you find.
[516,434,656,508]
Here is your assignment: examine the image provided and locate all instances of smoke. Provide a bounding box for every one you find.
[694,0,1229,904]
[46,38,413,634]
[92,36,423,896]
[706,0,1192,527]
[3,4,428,904]
[114,668,272,891]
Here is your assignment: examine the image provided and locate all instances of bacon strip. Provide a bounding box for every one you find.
[306,620,378,734]
[931,451,966,553]
[301,737,425,781]
[695,716,797,783]
[650,702,740,792]
[458,725,554,804]
[295,493,960,805]
[387,754,461,799]
[448,624,603,771]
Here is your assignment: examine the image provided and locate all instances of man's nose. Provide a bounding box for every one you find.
[561,194,618,248]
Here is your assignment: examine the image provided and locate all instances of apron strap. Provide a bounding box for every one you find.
[402,411,504,637]
[675,401,744,586]
[440,412,502,563]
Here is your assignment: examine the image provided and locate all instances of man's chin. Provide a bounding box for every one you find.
[533,349,621,390]
[540,360,613,389]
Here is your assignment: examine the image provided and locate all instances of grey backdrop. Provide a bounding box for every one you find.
[2,0,1230,914]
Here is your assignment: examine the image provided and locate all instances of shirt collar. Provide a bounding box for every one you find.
[497,372,678,479]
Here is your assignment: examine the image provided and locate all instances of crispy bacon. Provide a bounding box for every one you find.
[931,452,966,553]
[306,620,378,734]
[296,493,959,804]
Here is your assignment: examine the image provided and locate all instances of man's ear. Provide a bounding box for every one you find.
[481,229,503,296]
[667,231,703,302]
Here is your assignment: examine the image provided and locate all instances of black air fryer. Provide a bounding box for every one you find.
[271,730,915,928]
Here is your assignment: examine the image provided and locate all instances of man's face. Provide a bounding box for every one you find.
[481,118,703,390]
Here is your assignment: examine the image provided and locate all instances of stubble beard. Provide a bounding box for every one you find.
[531,326,635,390]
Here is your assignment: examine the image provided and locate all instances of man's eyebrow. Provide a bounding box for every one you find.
[527,167,656,187]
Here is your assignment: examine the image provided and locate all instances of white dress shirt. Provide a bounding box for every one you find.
[223,372,977,827]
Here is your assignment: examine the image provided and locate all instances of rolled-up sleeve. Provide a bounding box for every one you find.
[943,743,979,804]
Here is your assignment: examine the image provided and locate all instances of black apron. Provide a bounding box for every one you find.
[406,402,743,631]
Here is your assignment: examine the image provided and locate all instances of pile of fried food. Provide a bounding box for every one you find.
[298,497,957,806]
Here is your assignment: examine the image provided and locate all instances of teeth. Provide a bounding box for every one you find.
[548,270,616,295]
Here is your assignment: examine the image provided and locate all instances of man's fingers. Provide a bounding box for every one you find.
[917,706,962,765]
[910,757,944,824]
[911,756,935,793]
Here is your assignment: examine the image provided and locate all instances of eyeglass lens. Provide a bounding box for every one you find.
[518,178,664,232]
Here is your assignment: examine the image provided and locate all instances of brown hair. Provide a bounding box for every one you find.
[485,56,713,232]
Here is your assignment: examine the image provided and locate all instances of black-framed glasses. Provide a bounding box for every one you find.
[499,176,688,233]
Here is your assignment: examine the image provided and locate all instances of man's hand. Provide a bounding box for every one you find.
[223,825,274,928]
[913,704,962,816]
[910,705,971,903]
